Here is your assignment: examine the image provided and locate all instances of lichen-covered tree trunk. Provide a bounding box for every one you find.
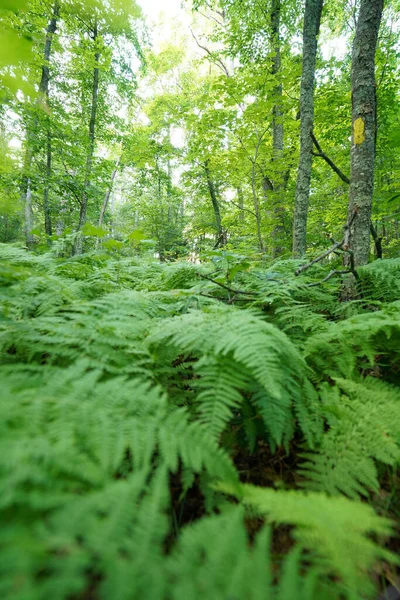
[292,0,324,257]
[74,22,100,255]
[21,0,59,247]
[270,0,285,256]
[347,0,384,266]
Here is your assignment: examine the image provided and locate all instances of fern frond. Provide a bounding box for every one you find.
[299,378,400,498]
[304,306,400,380]
[148,305,318,448]
[218,481,395,598]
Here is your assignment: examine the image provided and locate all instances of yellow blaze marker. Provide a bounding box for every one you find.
[354,117,365,145]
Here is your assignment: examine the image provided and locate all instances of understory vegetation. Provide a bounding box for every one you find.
[1,242,400,599]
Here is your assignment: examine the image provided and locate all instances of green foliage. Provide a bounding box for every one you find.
[148,305,320,449]
[299,378,400,498]
[219,482,395,599]
[0,245,399,599]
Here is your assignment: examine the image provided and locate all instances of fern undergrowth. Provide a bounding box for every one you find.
[0,243,399,600]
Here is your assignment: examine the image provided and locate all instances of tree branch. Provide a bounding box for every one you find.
[370,221,383,258]
[188,26,230,77]
[230,200,257,217]
[198,273,256,296]
[311,132,350,184]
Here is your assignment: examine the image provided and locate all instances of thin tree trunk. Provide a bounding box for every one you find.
[237,187,245,222]
[98,156,121,227]
[271,0,285,256]
[74,21,100,255]
[204,160,224,248]
[347,0,384,266]
[43,130,52,236]
[251,162,265,252]
[24,183,34,246]
[21,0,59,247]
[292,0,324,257]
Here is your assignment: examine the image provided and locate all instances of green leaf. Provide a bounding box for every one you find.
[81,223,108,238]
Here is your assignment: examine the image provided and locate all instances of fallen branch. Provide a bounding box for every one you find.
[295,209,359,285]
[307,269,352,287]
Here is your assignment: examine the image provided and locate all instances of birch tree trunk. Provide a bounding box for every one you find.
[21,0,59,247]
[74,21,100,255]
[292,0,324,257]
[347,0,384,266]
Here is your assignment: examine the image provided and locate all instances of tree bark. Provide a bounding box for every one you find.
[270,0,285,256]
[74,20,100,255]
[21,0,59,247]
[204,160,224,248]
[347,0,384,266]
[292,0,324,257]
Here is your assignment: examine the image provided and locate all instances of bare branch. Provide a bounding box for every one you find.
[188,26,230,77]
[229,200,257,218]
[311,132,350,184]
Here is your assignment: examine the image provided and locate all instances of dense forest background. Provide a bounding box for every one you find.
[1,0,400,598]
[1,0,399,260]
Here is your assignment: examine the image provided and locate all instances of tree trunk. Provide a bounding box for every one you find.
[347,0,384,267]
[74,21,100,255]
[21,0,59,247]
[237,187,245,222]
[98,156,121,227]
[43,130,53,236]
[24,183,34,247]
[251,163,265,252]
[292,0,324,257]
[204,160,224,248]
[270,0,285,256]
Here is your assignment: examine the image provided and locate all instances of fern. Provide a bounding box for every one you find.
[304,305,400,381]
[218,481,396,599]
[148,305,320,448]
[358,258,400,302]
[299,378,400,498]
[0,246,399,600]
[168,507,341,600]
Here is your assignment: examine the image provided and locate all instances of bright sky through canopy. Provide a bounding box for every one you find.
[138,0,183,21]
